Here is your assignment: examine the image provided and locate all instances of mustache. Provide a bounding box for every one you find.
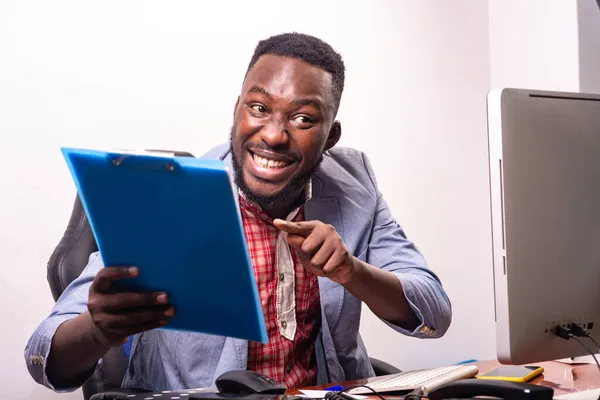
[244,142,302,162]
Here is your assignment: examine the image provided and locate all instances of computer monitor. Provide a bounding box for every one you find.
[487,88,600,365]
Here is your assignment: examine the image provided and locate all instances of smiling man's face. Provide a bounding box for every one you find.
[230,54,340,216]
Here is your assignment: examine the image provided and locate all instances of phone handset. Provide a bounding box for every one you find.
[415,378,553,400]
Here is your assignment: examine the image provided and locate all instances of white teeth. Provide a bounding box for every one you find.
[253,153,289,169]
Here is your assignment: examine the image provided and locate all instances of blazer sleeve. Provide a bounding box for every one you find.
[24,252,103,392]
[361,152,452,338]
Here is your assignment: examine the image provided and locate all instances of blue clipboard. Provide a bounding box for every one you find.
[61,147,268,343]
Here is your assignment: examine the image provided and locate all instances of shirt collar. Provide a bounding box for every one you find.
[304,179,313,202]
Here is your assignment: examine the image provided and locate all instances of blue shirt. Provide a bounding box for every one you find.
[25,145,452,392]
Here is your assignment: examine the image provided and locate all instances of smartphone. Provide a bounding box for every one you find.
[477,365,544,382]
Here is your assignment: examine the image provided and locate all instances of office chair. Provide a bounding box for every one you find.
[47,193,139,400]
[46,150,400,400]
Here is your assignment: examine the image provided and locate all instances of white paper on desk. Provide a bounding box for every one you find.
[298,390,367,399]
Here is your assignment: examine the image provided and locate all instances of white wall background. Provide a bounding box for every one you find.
[1,1,599,399]
[355,0,495,369]
[489,0,581,92]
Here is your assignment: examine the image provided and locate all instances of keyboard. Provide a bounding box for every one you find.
[347,364,480,395]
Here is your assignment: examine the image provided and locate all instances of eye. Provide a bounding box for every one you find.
[251,104,267,114]
[292,115,315,125]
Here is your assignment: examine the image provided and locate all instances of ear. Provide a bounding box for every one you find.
[233,96,240,120]
[325,120,341,150]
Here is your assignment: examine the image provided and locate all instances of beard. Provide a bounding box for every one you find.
[229,126,323,213]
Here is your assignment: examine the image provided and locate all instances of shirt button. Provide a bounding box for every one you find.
[279,273,284,281]
[281,320,287,329]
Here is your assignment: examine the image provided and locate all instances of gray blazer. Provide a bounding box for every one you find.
[25,144,451,392]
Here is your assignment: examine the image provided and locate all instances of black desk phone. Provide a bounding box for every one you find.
[421,378,554,400]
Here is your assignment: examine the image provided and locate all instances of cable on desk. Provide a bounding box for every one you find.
[556,325,600,374]
[587,334,600,355]
[324,385,387,400]
[568,324,600,355]
[571,336,600,373]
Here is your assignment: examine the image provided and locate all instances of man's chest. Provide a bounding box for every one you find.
[239,198,319,334]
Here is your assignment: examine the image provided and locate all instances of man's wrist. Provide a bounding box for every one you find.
[340,258,419,327]
[343,257,371,287]
[82,312,112,352]
[46,312,111,389]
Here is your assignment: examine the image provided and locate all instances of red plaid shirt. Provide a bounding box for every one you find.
[240,195,321,388]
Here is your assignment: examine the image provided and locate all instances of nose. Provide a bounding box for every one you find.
[259,115,289,148]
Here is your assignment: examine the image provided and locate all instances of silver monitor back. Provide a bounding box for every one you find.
[487,88,600,365]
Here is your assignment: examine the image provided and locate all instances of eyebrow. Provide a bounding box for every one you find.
[247,86,325,113]
[292,98,324,113]
[248,86,272,99]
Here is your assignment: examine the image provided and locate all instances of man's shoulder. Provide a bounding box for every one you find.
[319,146,374,184]
[326,146,365,158]
[322,146,368,170]
[311,146,381,203]
[199,143,231,160]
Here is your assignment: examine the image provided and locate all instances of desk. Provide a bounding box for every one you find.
[291,360,600,398]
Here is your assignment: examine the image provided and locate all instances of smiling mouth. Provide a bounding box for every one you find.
[249,150,295,169]
[246,149,298,183]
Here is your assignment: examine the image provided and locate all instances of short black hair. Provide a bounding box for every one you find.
[246,32,345,113]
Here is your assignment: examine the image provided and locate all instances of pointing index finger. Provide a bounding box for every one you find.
[273,219,317,237]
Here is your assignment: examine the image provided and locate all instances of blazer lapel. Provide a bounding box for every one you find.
[304,174,344,239]
[304,174,346,334]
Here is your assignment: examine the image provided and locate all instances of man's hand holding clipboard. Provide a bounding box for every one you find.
[87,266,175,347]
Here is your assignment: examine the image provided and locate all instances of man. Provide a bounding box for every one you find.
[25,32,451,392]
